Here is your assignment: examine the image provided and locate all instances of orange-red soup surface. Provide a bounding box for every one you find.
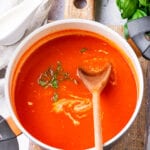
[13,30,137,150]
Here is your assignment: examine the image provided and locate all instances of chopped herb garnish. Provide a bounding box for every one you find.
[52,92,59,102]
[38,61,78,102]
[56,61,62,72]
[51,78,58,88]
[63,72,70,79]
[38,79,48,87]
[38,61,67,88]
[80,48,88,53]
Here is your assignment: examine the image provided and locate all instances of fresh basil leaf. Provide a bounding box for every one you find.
[131,9,147,19]
[116,0,138,19]
[139,0,150,6]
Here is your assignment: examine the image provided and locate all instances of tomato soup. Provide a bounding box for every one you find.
[13,30,137,150]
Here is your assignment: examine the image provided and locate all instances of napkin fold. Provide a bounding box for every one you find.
[0,0,54,70]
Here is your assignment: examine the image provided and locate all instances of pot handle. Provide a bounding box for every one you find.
[0,78,21,141]
[127,16,150,60]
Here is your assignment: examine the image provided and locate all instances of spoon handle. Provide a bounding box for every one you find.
[92,91,103,150]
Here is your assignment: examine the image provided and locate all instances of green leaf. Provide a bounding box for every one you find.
[139,0,150,6]
[51,78,58,88]
[116,0,138,19]
[131,9,147,19]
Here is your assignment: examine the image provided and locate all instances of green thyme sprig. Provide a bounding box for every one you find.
[38,61,77,102]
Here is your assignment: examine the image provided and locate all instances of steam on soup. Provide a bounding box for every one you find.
[13,30,137,150]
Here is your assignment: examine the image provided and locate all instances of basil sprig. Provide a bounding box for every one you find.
[116,0,150,38]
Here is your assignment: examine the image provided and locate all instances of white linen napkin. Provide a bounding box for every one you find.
[0,0,54,70]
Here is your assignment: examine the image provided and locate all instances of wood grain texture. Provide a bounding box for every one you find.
[64,0,95,20]
[145,62,150,150]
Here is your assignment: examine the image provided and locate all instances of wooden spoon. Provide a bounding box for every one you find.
[77,62,112,150]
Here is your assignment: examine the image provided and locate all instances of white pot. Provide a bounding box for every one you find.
[5,19,144,149]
